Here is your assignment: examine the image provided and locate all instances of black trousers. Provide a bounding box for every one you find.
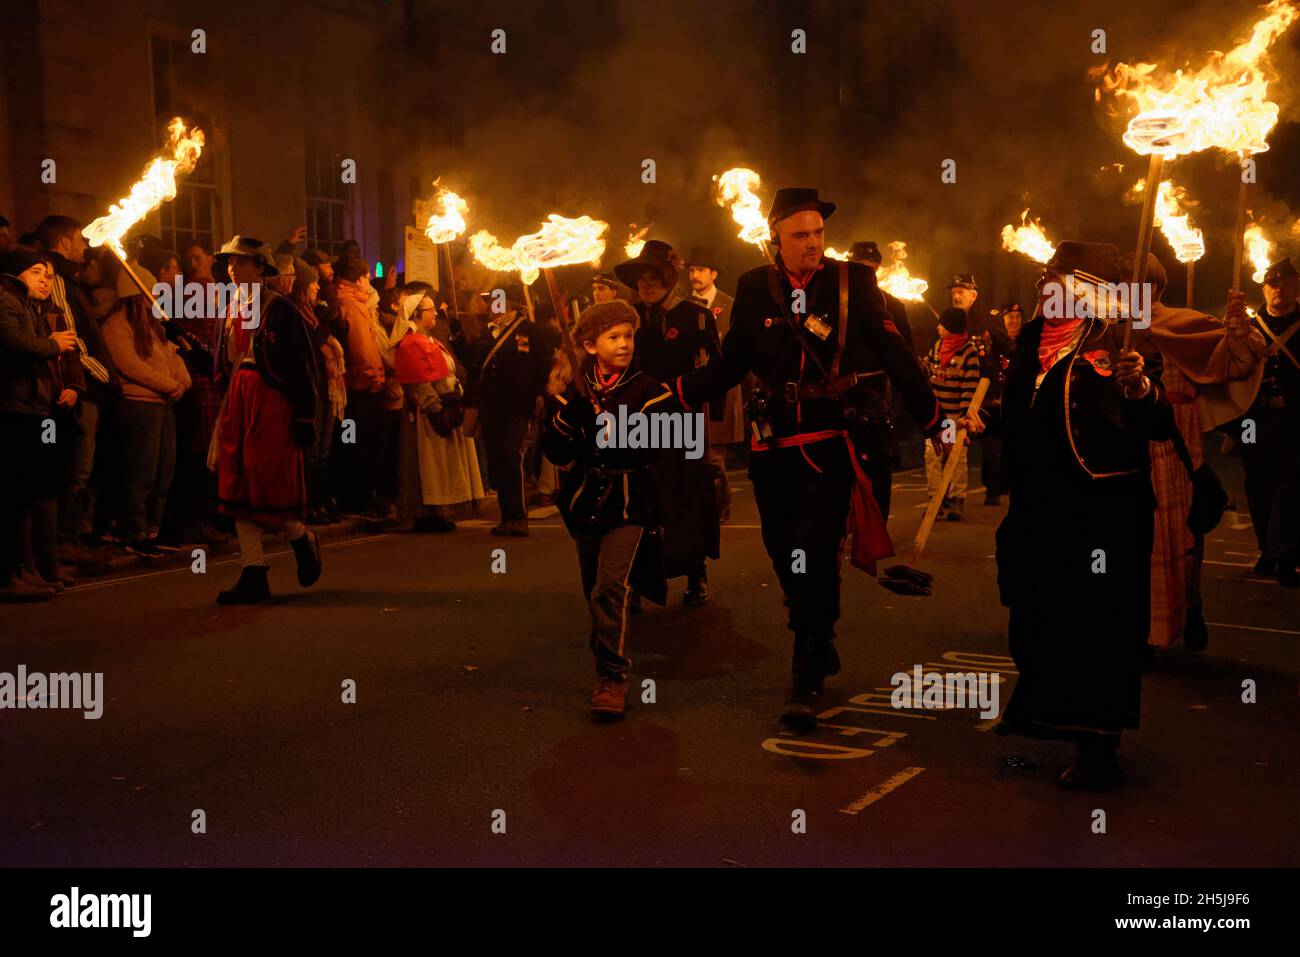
[1239,409,1300,563]
[0,413,48,584]
[980,433,1003,500]
[482,406,531,522]
[749,442,854,677]
[336,390,390,512]
[575,524,644,680]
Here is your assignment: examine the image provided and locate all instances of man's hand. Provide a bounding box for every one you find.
[1115,350,1150,397]
[56,388,78,408]
[288,225,308,247]
[167,383,186,402]
[1223,290,1250,339]
[50,330,77,353]
[959,414,985,436]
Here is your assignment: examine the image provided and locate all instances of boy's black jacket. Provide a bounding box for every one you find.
[542,356,676,533]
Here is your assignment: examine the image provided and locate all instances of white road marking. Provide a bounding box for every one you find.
[838,767,926,815]
[1207,622,1300,636]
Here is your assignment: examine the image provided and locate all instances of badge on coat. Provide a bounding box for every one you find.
[803,315,832,340]
[666,327,679,340]
[1083,349,1112,375]
[515,335,530,353]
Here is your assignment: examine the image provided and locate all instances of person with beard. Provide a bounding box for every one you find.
[542,300,675,717]
[685,244,743,522]
[673,188,944,731]
[991,241,1175,789]
[1237,258,1300,586]
[922,307,982,521]
[209,237,322,604]
[616,240,720,605]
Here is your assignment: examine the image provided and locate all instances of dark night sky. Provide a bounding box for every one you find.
[374,0,1300,310]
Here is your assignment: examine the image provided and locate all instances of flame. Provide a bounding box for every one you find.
[82,118,205,258]
[1245,223,1273,283]
[512,215,608,285]
[472,215,609,285]
[876,241,928,302]
[469,230,520,275]
[824,247,851,261]
[1100,0,1298,157]
[423,182,469,244]
[625,223,650,258]
[1131,178,1205,263]
[1000,209,1057,264]
[713,167,769,250]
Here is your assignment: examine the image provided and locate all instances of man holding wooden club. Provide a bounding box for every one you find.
[672,188,944,732]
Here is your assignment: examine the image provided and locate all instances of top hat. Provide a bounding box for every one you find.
[615,239,678,289]
[766,188,836,225]
[1044,242,1123,286]
[850,241,882,265]
[1263,257,1299,286]
[214,235,278,277]
[685,245,720,271]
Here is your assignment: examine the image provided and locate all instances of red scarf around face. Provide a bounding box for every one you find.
[938,332,970,368]
[1038,317,1083,373]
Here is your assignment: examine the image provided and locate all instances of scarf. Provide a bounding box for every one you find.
[1038,317,1083,374]
[938,332,970,368]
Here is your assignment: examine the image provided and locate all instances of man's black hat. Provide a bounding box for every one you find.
[850,241,882,265]
[1044,242,1123,285]
[685,245,719,271]
[766,188,836,226]
[947,273,978,291]
[615,239,678,289]
[1262,257,1298,286]
[591,271,620,291]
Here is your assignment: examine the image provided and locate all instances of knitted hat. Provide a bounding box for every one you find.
[0,246,54,279]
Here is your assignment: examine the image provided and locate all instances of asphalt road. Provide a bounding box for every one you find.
[3,453,1297,867]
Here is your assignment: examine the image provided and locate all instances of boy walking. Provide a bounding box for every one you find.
[542,301,674,717]
[923,307,982,520]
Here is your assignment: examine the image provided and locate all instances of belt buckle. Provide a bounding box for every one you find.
[783,382,799,404]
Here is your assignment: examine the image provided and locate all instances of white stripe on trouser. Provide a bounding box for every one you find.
[616,527,644,657]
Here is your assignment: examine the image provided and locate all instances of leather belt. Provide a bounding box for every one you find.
[783,370,883,401]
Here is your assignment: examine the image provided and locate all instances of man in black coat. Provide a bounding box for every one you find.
[616,240,720,604]
[453,283,554,537]
[674,188,944,731]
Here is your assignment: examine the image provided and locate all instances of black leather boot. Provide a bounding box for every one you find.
[217,565,271,605]
[290,529,322,587]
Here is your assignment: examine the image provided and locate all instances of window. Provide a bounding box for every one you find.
[305,132,353,257]
[150,35,220,254]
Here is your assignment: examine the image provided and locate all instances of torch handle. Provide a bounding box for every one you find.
[1231,164,1249,294]
[543,268,571,334]
[442,243,460,320]
[1125,153,1164,352]
[109,247,166,321]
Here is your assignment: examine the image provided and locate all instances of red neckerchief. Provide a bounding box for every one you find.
[938,332,970,368]
[779,255,825,290]
[1038,318,1083,374]
[595,363,624,391]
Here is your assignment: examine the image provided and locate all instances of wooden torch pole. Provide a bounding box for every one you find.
[1125,152,1164,351]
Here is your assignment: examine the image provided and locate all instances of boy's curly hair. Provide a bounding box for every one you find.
[574,299,638,347]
